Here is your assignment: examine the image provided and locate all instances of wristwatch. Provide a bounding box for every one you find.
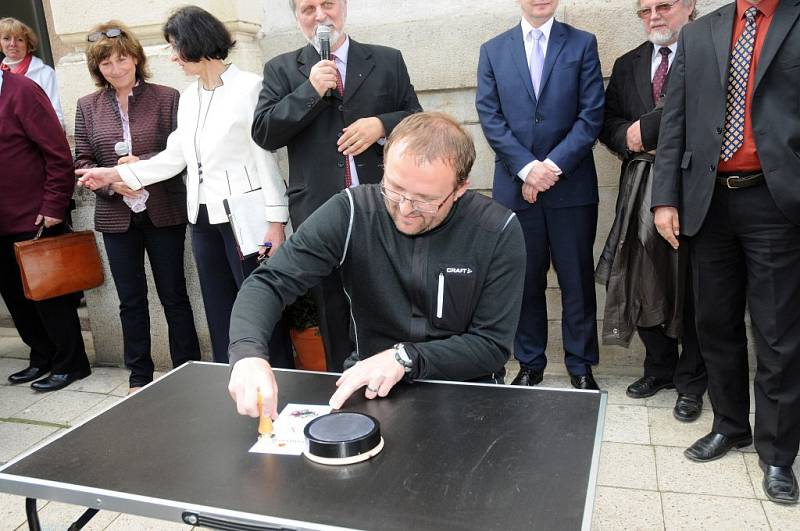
[393,343,413,374]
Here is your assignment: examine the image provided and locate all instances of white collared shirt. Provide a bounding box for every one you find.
[650,41,678,81]
[331,36,360,187]
[517,16,562,182]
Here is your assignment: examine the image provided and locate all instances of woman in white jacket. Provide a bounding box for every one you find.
[78,6,292,365]
[0,17,65,128]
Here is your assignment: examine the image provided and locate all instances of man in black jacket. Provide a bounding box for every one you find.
[597,0,706,422]
[229,112,525,417]
[251,0,422,372]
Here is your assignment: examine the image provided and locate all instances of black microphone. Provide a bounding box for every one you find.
[316,25,332,98]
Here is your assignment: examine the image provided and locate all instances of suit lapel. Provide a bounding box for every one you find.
[754,0,800,90]
[510,26,536,103]
[710,3,736,90]
[297,44,317,81]
[539,21,566,97]
[633,42,655,110]
[343,39,375,104]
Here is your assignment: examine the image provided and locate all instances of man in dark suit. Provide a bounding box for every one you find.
[476,0,604,389]
[599,0,707,422]
[653,0,800,504]
[251,0,422,371]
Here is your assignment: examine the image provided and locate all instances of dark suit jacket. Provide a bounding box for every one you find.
[653,1,800,235]
[252,39,422,226]
[476,20,605,211]
[600,40,668,158]
[74,82,188,233]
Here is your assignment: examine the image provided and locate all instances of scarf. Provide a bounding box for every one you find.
[1,53,34,76]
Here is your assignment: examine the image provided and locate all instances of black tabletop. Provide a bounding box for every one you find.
[0,363,605,531]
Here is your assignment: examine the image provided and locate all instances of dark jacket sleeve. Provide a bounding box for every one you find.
[20,85,75,218]
[251,57,331,151]
[375,50,422,136]
[228,193,351,365]
[599,56,632,157]
[652,30,687,209]
[408,217,527,381]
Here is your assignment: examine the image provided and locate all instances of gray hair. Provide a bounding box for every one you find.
[635,0,697,21]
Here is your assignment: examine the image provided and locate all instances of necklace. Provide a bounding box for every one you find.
[193,83,217,181]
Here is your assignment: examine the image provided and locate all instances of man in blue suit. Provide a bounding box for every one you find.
[476,0,604,389]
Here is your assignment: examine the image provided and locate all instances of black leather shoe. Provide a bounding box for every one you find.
[684,432,752,462]
[673,393,703,422]
[510,367,544,386]
[8,366,50,384]
[31,370,90,392]
[570,369,600,391]
[626,375,675,398]
[761,463,799,504]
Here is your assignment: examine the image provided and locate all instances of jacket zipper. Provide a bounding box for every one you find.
[437,271,444,319]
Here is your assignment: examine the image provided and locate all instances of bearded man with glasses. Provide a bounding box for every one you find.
[228,112,525,416]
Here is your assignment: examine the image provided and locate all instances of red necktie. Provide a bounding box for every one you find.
[332,54,351,188]
[652,47,671,105]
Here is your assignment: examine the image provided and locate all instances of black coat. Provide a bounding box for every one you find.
[251,39,422,227]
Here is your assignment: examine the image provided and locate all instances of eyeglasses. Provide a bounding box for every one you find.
[87,28,123,42]
[636,0,680,19]
[380,183,456,214]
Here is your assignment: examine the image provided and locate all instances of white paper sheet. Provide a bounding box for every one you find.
[249,403,332,455]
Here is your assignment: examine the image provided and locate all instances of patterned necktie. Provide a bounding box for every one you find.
[332,54,351,188]
[529,28,544,97]
[652,47,671,105]
[721,7,758,161]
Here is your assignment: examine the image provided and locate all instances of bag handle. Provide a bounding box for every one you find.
[33,220,74,241]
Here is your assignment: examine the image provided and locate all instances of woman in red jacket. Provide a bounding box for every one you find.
[74,22,200,394]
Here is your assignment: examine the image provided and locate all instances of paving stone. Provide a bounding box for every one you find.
[0,493,28,531]
[0,337,26,358]
[603,404,650,445]
[661,492,769,531]
[0,386,47,418]
[644,389,680,409]
[0,421,60,462]
[69,395,124,428]
[655,446,755,498]
[17,390,107,426]
[68,367,129,395]
[27,501,120,530]
[598,442,658,491]
[761,499,800,531]
[104,513,192,530]
[592,486,664,531]
[0,358,28,386]
[648,407,713,448]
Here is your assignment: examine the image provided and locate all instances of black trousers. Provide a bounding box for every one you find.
[692,182,800,466]
[103,213,200,387]
[638,273,707,395]
[191,206,292,368]
[0,226,90,375]
[310,272,354,372]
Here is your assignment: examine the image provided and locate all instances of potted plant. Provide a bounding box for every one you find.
[285,291,327,371]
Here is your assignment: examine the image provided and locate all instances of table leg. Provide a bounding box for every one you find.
[25,498,41,531]
[68,507,99,530]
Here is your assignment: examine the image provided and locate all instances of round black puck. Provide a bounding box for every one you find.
[303,412,383,465]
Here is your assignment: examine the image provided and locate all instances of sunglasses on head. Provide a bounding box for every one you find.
[87,28,122,42]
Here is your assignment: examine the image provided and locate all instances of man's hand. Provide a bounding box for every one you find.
[309,59,339,98]
[76,167,122,190]
[525,161,559,193]
[521,181,539,204]
[228,357,279,419]
[654,206,680,250]
[35,214,62,228]
[259,222,286,259]
[117,154,140,165]
[338,117,385,156]
[329,349,405,409]
[110,182,140,199]
[626,120,644,152]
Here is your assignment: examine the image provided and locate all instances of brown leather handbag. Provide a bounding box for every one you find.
[13,226,104,301]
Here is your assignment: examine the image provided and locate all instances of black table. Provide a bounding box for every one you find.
[0,362,607,530]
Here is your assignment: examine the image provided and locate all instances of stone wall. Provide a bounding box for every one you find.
[12,0,735,373]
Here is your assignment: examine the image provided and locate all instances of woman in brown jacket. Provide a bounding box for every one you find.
[74,22,200,393]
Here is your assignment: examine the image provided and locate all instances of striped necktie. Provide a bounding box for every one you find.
[332,54,351,188]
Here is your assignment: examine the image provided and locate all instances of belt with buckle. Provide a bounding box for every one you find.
[716,172,765,189]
